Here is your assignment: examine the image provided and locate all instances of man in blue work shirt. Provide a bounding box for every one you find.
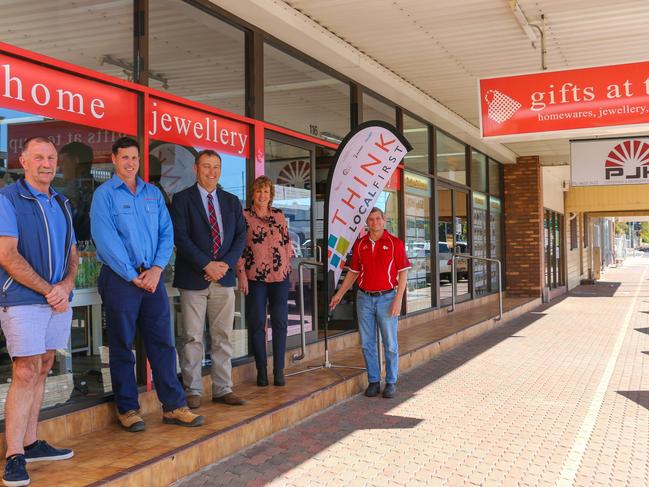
[90,137,203,432]
[0,137,78,487]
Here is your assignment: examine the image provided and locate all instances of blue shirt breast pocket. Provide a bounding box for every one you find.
[114,205,134,235]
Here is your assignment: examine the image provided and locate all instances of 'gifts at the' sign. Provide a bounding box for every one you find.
[479,61,649,139]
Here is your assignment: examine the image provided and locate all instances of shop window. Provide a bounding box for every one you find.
[489,159,502,195]
[403,113,430,174]
[570,214,578,250]
[472,192,488,296]
[362,93,396,125]
[405,172,432,312]
[489,196,503,290]
[264,44,350,143]
[544,209,565,289]
[438,187,453,303]
[454,191,470,299]
[0,108,132,417]
[583,214,589,247]
[1,0,133,81]
[471,151,487,192]
[436,131,466,185]
[150,0,246,114]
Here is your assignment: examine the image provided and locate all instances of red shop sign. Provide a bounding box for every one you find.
[147,97,250,158]
[479,61,649,139]
[0,53,137,135]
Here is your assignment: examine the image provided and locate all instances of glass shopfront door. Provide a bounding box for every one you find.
[438,184,471,306]
[264,132,318,349]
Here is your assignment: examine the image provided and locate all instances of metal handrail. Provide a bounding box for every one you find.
[292,260,323,362]
[450,254,503,321]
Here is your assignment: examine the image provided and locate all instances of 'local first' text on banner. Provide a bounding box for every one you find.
[326,121,411,287]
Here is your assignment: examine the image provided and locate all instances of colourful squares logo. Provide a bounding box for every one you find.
[331,254,341,268]
[328,235,337,249]
[339,258,345,269]
[335,236,350,256]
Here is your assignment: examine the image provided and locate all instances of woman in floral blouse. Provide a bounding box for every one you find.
[237,176,292,387]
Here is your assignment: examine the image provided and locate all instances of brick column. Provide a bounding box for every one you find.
[503,156,544,297]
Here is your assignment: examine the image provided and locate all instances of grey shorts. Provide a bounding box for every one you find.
[0,305,72,358]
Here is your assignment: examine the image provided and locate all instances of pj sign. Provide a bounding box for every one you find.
[571,137,649,187]
[479,61,649,139]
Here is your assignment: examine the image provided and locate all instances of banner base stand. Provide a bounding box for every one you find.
[285,350,365,377]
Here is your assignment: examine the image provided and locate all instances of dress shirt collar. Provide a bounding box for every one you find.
[197,183,218,201]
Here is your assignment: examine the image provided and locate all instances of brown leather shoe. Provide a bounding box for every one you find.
[186,395,201,409]
[116,409,145,432]
[162,407,204,427]
[212,392,246,406]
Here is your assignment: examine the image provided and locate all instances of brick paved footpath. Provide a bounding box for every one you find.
[174,256,649,487]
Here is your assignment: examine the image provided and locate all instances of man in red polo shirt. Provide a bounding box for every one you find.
[329,207,410,398]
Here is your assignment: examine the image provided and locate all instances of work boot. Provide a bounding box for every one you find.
[273,369,285,387]
[116,409,145,432]
[382,383,397,398]
[162,407,204,427]
[257,367,269,387]
[364,382,380,397]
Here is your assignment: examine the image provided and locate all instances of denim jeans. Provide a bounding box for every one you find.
[356,289,399,384]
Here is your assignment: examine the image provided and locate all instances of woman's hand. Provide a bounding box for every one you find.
[239,277,249,295]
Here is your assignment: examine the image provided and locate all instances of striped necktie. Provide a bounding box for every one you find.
[207,193,221,258]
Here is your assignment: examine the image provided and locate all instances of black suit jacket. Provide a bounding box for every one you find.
[170,183,246,289]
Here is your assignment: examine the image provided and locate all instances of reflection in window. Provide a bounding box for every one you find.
[472,192,488,296]
[1,0,133,80]
[265,44,350,143]
[0,108,137,417]
[436,131,466,185]
[489,159,502,195]
[489,196,502,290]
[403,114,429,174]
[471,151,487,192]
[405,172,432,312]
[362,93,395,125]
[544,209,565,289]
[149,142,246,204]
[437,187,453,303]
[454,191,470,300]
[264,138,314,343]
[150,0,246,114]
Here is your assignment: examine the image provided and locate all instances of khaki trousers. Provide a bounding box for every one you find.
[179,283,235,398]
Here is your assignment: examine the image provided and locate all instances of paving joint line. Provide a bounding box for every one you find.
[555,263,649,486]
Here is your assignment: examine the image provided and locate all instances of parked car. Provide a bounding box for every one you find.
[438,242,452,282]
[438,241,470,282]
[455,241,470,280]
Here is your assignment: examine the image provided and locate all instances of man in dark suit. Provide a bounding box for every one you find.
[170,149,247,409]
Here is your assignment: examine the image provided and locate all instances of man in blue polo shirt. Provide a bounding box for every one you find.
[90,137,203,432]
[0,137,78,487]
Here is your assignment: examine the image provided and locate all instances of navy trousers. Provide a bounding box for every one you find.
[98,266,186,413]
[246,278,290,371]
